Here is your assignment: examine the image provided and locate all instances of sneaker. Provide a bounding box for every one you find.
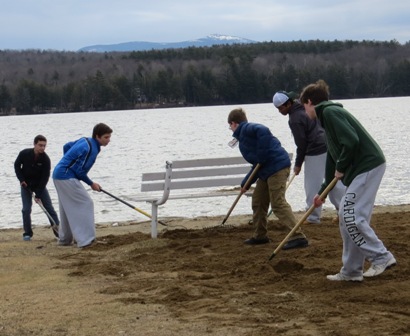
[326,273,363,282]
[282,237,309,250]
[303,220,320,225]
[79,239,96,249]
[363,257,397,277]
[244,237,270,245]
[23,235,31,241]
[58,240,73,246]
[51,225,59,238]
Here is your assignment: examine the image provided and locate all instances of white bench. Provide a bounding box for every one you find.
[137,156,253,238]
[136,155,292,238]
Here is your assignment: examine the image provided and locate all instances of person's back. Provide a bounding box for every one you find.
[315,100,385,187]
[53,137,100,186]
[235,121,291,182]
[287,101,327,164]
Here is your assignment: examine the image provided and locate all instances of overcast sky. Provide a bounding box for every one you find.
[1,0,409,51]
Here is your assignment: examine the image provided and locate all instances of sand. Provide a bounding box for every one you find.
[1,205,409,336]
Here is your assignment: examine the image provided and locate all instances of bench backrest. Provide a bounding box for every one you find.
[141,156,252,192]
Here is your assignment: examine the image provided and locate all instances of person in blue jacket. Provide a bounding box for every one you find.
[53,123,113,248]
[228,108,308,249]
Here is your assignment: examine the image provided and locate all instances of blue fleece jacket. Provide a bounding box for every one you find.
[52,137,101,186]
[233,122,291,186]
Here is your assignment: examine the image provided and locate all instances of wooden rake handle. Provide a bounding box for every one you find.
[101,189,168,226]
[221,163,261,225]
[268,177,338,260]
[286,173,296,190]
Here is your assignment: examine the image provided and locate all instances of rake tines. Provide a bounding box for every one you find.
[203,223,236,231]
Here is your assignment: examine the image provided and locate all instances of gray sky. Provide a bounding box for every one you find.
[1,0,409,51]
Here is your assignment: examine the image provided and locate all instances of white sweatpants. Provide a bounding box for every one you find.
[338,163,394,276]
[53,178,96,248]
[304,153,345,223]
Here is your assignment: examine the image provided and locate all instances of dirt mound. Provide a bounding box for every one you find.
[53,211,410,335]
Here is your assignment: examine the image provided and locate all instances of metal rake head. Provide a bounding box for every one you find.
[202,224,236,231]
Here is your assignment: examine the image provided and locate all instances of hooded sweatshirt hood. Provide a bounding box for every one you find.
[313,100,385,191]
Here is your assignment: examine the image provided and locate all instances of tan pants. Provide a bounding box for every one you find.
[251,167,305,240]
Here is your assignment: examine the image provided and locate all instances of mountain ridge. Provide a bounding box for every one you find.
[78,34,258,52]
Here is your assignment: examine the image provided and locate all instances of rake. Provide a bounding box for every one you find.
[203,164,261,232]
[268,177,338,260]
[101,189,168,226]
[33,196,59,238]
[248,172,296,225]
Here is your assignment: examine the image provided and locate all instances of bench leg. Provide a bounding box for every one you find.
[150,203,158,238]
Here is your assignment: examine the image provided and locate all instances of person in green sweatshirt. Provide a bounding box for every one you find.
[299,79,396,282]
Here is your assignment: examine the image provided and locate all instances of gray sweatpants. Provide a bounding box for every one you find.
[338,163,394,276]
[53,178,95,248]
[304,152,345,223]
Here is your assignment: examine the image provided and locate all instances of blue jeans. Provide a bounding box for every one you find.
[21,187,60,237]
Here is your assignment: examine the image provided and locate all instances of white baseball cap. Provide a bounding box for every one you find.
[272,92,290,108]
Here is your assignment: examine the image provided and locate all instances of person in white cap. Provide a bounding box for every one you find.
[272,90,344,224]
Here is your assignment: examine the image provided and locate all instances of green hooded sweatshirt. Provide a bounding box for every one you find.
[315,101,385,193]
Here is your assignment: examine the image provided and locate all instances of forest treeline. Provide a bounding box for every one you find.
[0,39,409,115]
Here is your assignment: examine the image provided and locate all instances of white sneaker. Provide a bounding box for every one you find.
[326,273,363,282]
[363,257,397,277]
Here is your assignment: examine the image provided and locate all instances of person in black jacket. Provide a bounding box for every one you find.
[273,90,345,224]
[14,135,60,240]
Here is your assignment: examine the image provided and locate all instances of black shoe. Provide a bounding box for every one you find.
[282,238,309,250]
[244,237,270,245]
[52,225,59,238]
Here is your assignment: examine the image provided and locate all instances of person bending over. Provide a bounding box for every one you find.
[300,79,396,281]
[272,90,345,224]
[53,123,112,248]
[228,108,308,249]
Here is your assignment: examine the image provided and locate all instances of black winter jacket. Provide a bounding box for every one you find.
[14,148,51,197]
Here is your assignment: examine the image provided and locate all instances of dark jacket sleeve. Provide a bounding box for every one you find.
[241,165,259,189]
[289,120,308,167]
[14,151,25,183]
[35,154,51,197]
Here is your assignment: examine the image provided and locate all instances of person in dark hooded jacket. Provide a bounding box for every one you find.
[228,108,308,249]
[300,79,396,282]
[273,90,345,224]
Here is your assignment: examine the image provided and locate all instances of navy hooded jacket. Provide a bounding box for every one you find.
[233,122,291,186]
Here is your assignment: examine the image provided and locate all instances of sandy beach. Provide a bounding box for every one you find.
[1,205,409,336]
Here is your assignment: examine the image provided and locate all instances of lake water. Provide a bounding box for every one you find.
[1,97,409,230]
